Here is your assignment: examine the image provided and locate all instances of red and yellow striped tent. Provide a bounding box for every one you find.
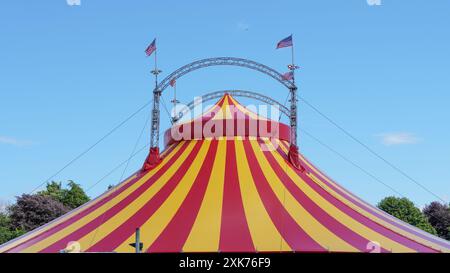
[1,94,449,253]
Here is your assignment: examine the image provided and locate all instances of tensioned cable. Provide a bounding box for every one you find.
[300,128,404,197]
[86,142,149,193]
[85,124,170,193]
[160,95,173,125]
[299,96,445,203]
[88,112,151,249]
[29,100,152,194]
[279,92,290,122]
[118,113,151,185]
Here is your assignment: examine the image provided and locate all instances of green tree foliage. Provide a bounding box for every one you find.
[8,194,70,231]
[0,181,90,245]
[39,181,90,209]
[0,213,25,244]
[377,196,437,235]
[61,181,90,209]
[423,202,450,240]
[39,181,63,202]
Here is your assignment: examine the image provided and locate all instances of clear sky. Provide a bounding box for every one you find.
[0,0,449,208]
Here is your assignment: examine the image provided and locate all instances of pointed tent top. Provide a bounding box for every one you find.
[164,94,291,147]
[2,97,450,253]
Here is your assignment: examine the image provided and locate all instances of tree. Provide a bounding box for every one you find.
[377,196,437,235]
[0,212,25,244]
[423,202,450,240]
[0,182,90,245]
[60,181,90,209]
[39,181,63,202]
[39,180,90,209]
[8,194,70,231]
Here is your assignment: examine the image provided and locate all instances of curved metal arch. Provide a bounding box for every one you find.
[174,90,290,123]
[156,57,296,93]
[150,57,298,149]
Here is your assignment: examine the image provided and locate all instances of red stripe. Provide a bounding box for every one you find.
[219,140,255,252]
[165,98,291,147]
[84,141,204,252]
[35,141,193,253]
[278,141,448,250]
[258,140,389,252]
[147,140,219,252]
[242,139,325,252]
[274,142,438,252]
[164,96,228,147]
[5,142,182,253]
[6,172,145,253]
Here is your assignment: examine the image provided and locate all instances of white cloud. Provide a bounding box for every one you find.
[237,21,250,31]
[0,136,34,147]
[67,0,81,6]
[377,132,421,146]
[367,0,382,6]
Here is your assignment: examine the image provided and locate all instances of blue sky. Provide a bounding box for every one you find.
[0,0,449,208]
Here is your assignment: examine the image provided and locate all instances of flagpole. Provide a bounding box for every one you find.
[289,35,298,148]
[150,39,162,150]
[154,47,158,87]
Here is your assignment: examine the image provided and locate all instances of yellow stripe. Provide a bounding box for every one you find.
[265,139,415,252]
[278,140,289,154]
[114,140,212,252]
[212,96,229,121]
[20,141,190,253]
[74,141,200,252]
[250,139,358,252]
[308,162,449,250]
[283,138,420,234]
[183,140,226,252]
[0,175,136,252]
[227,95,267,121]
[235,139,290,251]
[276,139,448,251]
[308,172,447,252]
[176,96,226,126]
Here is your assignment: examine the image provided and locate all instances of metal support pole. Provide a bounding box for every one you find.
[288,35,298,147]
[150,89,161,148]
[135,227,141,253]
[289,86,298,146]
[150,56,162,149]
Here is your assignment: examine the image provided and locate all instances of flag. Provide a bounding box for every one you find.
[170,78,176,87]
[276,35,293,49]
[281,71,294,81]
[145,38,156,56]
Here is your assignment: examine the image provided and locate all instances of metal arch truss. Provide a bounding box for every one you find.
[173,90,290,122]
[150,57,298,148]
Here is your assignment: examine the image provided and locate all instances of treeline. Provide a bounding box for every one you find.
[377,196,450,240]
[0,181,90,244]
[0,184,449,245]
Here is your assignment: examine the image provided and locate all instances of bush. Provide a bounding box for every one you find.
[377,196,437,235]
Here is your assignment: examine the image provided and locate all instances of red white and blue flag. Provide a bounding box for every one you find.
[281,71,294,81]
[276,35,293,49]
[145,38,156,56]
[170,78,176,87]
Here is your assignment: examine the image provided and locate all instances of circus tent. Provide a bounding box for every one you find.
[1,94,449,253]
